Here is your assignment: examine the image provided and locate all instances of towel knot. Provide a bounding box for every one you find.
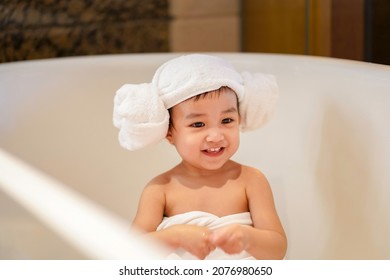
[239,72,279,131]
[113,83,169,151]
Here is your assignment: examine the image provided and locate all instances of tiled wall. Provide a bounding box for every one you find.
[0,0,170,62]
[0,0,241,63]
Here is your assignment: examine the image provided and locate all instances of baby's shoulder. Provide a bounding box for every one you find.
[238,164,269,189]
[240,164,266,178]
[144,167,177,190]
[139,173,170,203]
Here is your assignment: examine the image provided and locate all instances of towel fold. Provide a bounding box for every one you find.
[157,211,255,260]
[113,83,169,151]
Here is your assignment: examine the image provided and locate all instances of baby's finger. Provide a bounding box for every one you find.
[208,242,216,252]
[209,229,229,246]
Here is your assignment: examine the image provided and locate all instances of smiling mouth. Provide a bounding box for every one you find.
[202,147,225,154]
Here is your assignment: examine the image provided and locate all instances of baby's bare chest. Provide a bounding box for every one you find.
[164,182,248,216]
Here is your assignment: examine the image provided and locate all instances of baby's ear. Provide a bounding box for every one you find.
[166,129,174,144]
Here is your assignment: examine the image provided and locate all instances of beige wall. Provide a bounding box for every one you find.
[169,0,241,52]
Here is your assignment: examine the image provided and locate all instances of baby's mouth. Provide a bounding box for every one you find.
[202,147,225,154]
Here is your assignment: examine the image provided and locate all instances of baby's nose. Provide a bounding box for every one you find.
[206,129,224,142]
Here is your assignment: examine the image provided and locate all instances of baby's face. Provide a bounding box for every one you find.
[167,88,240,171]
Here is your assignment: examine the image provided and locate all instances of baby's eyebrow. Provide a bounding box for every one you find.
[222,107,238,114]
[185,113,205,119]
[185,107,237,119]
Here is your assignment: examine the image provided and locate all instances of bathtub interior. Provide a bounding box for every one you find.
[0,53,389,259]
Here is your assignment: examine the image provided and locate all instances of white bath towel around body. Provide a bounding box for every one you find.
[156,211,256,260]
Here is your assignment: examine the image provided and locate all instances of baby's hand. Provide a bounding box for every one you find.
[174,225,216,259]
[209,224,249,255]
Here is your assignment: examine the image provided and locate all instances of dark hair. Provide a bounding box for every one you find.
[168,86,239,128]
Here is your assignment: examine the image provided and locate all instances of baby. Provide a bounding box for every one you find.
[113,54,287,259]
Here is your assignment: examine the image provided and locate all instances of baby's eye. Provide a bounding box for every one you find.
[222,118,234,124]
[191,122,205,128]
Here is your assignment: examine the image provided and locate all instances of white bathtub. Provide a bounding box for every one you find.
[0,53,389,259]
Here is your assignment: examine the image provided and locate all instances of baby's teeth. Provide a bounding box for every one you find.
[208,147,221,152]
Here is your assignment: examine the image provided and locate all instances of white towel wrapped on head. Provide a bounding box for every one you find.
[113,54,279,151]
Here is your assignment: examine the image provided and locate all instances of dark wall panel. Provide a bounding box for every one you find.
[0,0,169,62]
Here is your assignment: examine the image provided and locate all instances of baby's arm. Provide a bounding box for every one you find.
[209,167,287,259]
[132,183,215,259]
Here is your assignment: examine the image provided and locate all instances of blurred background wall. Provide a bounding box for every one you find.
[0,0,389,65]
